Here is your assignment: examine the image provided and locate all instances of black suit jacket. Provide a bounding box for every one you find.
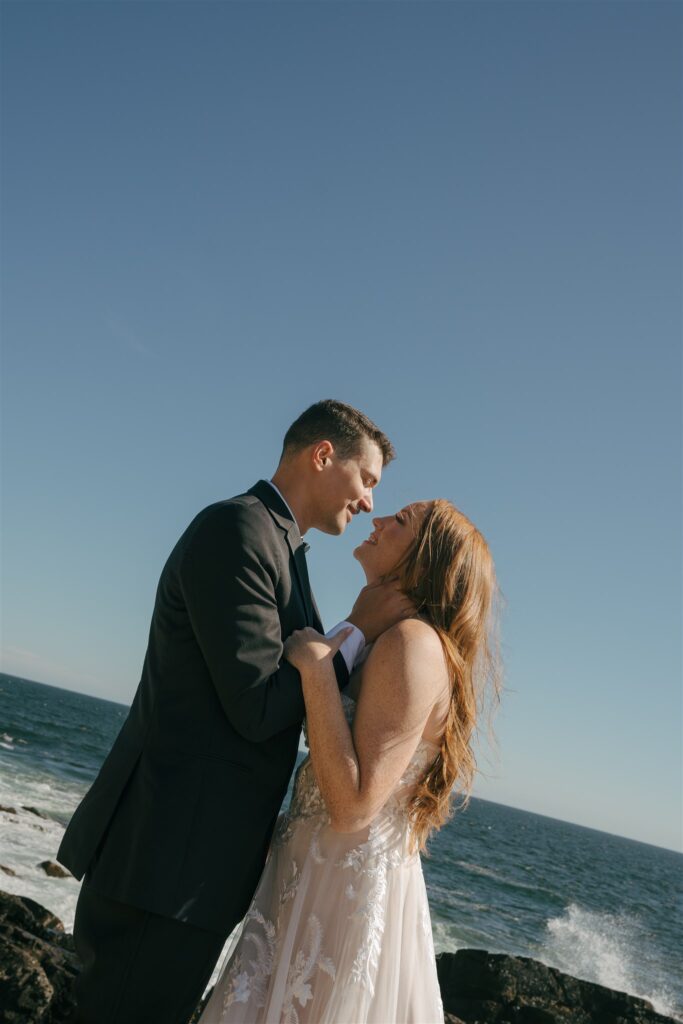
[56,480,348,934]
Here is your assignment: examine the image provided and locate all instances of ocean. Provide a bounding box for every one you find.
[0,672,680,1019]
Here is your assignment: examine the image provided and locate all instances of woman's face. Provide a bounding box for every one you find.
[353,501,432,579]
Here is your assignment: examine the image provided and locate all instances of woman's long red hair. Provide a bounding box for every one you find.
[392,499,504,854]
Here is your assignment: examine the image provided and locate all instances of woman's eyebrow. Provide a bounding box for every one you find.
[405,505,422,527]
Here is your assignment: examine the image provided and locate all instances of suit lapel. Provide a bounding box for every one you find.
[247,480,317,628]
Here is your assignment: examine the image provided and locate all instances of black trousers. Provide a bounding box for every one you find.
[72,881,229,1024]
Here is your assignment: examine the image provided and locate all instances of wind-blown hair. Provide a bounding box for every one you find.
[390,499,504,855]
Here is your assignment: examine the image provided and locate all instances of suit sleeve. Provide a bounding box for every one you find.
[178,504,348,742]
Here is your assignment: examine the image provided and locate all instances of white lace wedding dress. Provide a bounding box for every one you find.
[198,690,445,1024]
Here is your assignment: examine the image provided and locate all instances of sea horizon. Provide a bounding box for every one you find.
[4,670,679,857]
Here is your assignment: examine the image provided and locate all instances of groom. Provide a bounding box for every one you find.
[57,399,408,1024]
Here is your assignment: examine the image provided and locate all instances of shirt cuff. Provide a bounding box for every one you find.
[325,620,366,675]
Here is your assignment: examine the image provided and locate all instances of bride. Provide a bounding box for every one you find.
[198,497,502,1024]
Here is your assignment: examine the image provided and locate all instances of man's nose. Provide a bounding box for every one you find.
[359,492,373,514]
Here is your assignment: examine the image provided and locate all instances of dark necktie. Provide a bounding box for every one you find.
[293,541,315,626]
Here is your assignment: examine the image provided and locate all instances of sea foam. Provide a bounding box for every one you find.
[542,902,682,1021]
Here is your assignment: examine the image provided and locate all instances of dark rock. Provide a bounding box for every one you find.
[0,891,65,939]
[516,1007,570,1024]
[0,865,18,877]
[22,806,50,819]
[0,805,18,815]
[0,890,79,1023]
[436,950,678,1024]
[446,996,505,1022]
[38,861,72,879]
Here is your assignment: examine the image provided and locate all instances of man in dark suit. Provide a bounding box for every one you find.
[57,399,408,1024]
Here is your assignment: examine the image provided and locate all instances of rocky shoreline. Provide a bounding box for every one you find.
[0,890,677,1024]
[0,890,80,1023]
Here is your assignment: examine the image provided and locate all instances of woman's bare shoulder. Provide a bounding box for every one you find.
[365,618,448,694]
[376,616,444,655]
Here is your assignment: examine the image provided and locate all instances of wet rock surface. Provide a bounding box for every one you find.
[37,862,72,880]
[0,890,79,1023]
[22,807,50,820]
[436,948,677,1024]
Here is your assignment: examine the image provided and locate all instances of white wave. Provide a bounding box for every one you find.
[0,742,15,751]
[1,733,14,743]
[431,918,463,955]
[454,859,503,880]
[541,902,682,1021]
[0,806,80,931]
[453,859,542,895]
[0,763,86,823]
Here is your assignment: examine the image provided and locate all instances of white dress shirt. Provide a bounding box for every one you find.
[268,479,366,675]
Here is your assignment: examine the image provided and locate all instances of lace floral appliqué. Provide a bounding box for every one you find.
[282,914,336,1024]
[222,908,276,1011]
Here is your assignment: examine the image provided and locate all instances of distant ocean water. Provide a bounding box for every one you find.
[0,672,681,1019]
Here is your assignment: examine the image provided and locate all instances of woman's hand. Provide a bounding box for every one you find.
[283,626,353,674]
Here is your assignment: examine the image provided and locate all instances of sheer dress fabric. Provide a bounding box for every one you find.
[198,691,446,1024]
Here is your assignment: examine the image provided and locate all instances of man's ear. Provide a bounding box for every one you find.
[312,440,334,470]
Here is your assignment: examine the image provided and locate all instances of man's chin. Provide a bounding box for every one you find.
[315,520,346,537]
[334,514,349,535]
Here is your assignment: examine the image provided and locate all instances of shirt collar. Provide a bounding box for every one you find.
[268,479,301,534]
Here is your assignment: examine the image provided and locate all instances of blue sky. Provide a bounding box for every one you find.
[1,1,680,853]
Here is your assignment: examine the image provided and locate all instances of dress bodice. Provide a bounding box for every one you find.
[284,692,440,846]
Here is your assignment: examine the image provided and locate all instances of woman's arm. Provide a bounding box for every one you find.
[285,618,446,832]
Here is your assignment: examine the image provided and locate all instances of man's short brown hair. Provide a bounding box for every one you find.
[280,399,395,466]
